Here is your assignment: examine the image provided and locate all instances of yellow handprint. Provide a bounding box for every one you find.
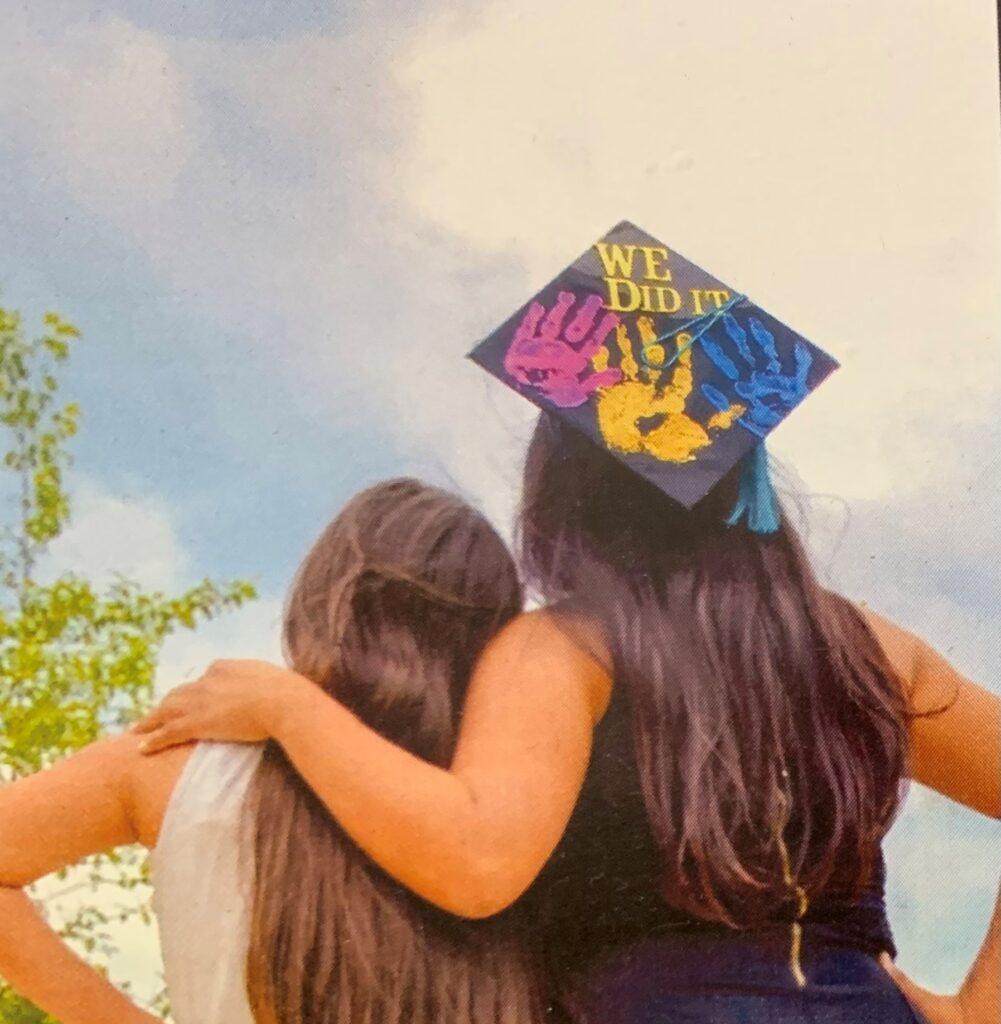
[592,316,746,463]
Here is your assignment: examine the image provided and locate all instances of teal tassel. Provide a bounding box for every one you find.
[726,444,781,534]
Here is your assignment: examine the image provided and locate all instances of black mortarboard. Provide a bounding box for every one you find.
[468,220,838,509]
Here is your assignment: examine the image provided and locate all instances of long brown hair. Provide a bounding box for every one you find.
[518,414,908,928]
[246,478,543,1024]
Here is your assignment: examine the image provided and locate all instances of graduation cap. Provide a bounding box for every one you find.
[468,220,838,521]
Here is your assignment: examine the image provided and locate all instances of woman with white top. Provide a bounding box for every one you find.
[0,478,545,1024]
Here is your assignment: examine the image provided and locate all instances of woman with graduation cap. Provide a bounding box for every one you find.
[136,223,999,1023]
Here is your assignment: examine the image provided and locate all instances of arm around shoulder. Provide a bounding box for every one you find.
[265,609,607,916]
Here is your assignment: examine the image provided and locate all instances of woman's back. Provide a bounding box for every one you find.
[528,658,897,965]
[141,479,543,1024]
[523,608,924,1024]
[149,741,545,1024]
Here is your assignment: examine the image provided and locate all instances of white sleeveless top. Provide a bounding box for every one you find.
[151,742,264,1024]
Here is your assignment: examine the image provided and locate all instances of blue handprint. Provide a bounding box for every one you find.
[700,314,813,438]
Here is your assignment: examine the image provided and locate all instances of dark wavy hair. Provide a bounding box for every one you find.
[518,413,908,927]
[246,478,544,1024]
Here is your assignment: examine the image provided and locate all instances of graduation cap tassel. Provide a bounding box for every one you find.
[726,443,781,534]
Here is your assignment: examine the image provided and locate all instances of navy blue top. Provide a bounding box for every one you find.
[524,640,897,991]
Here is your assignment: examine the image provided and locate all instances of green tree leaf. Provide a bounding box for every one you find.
[0,305,256,1022]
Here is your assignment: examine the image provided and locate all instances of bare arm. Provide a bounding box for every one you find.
[906,641,1000,818]
[0,736,161,1024]
[861,606,1000,818]
[136,611,611,917]
[861,605,999,1021]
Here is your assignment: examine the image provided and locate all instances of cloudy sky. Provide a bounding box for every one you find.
[2,0,999,1001]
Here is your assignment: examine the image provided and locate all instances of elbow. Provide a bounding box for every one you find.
[443,892,521,921]
[448,890,519,922]
[434,853,531,920]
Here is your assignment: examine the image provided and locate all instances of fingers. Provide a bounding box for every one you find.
[879,954,928,1010]
[591,341,611,373]
[132,707,167,735]
[133,679,216,753]
[792,341,813,389]
[593,310,620,347]
[748,317,781,372]
[132,693,185,735]
[577,309,620,361]
[539,291,576,340]
[701,384,746,432]
[564,292,621,370]
[581,367,624,394]
[701,383,731,413]
[516,293,619,359]
[563,293,603,344]
[636,316,666,382]
[586,338,625,392]
[723,313,756,367]
[615,323,639,381]
[651,322,695,402]
[133,694,196,754]
[132,680,201,737]
[137,720,196,755]
[701,334,740,381]
[706,401,746,433]
[516,300,546,340]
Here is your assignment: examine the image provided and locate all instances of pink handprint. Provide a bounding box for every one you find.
[503,291,623,408]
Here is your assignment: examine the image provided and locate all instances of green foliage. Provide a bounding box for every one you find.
[0,985,56,1024]
[0,305,257,1021]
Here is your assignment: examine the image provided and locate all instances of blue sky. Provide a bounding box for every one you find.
[2,0,999,1001]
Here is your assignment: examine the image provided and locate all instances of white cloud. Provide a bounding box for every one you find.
[0,15,197,224]
[391,0,1001,504]
[3,2,998,514]
[44,478,191,591]
[155,594,284,694]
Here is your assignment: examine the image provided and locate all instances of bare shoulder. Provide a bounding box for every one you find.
[483,610,613,721]
[853,601,919,685]
[111,733,195,848]
[852,599,975,716]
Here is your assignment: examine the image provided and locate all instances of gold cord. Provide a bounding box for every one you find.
[774,771,809,989]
